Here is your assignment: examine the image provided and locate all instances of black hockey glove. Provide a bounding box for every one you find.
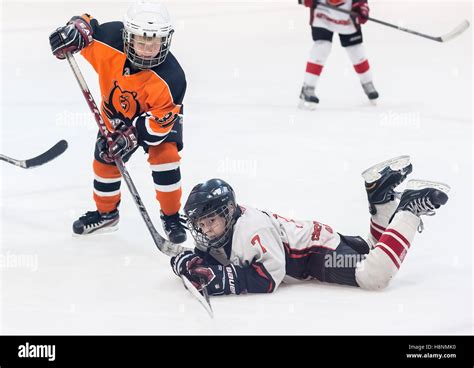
[171,251,242,295]
[49,16,93,59]
[171,251,205,287]
[96,122,138,163]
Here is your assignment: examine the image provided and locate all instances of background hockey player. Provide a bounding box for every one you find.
[298,0,379,108]
[49,1,187,243]
[171,156,449,295]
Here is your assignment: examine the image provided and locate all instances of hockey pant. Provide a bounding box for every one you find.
[92,120,183,216]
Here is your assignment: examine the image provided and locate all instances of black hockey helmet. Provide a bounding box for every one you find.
[184,178,239,250]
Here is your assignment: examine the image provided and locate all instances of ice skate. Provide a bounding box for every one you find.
[362,155,413,215]
[362,81,379,102]
[392,179,450,232]
[298,84,319,110]
[161,211,187,244]
[73,209,119,235]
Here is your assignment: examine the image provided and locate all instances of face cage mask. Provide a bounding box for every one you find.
[123,30,173,69]
[188,205,236,251]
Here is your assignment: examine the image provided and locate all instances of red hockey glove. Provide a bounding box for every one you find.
[299,0,316,8]
[352,1,369,25]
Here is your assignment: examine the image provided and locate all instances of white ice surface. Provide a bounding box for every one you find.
[0,0,472,335]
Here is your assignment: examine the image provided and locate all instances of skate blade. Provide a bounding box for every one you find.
[361,155,411,183]
[298,99,318,110]
[72,225,119,237]
[405,179,451,194]
[369,99,378,106]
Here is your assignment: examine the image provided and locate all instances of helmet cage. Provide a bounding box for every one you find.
[123,28,173,69]
[187,203,236,250]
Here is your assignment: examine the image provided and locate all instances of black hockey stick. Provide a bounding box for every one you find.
[0,140,68,169]
[64,52,190,257]
[315,1,470,43]
[181,275,214,319]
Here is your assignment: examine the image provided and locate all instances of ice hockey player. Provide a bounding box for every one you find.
[49,1,187,243]
[171,156,449,295]
[298,0,379,108]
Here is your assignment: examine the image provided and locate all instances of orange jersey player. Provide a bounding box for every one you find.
[49,1,187,243]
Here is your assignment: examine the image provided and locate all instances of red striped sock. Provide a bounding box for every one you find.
[375,228,411,269]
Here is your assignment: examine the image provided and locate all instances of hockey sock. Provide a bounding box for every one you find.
[148,142,182,215]
[304,40,332,87]
[93,159,122,213]
[356,211,420,290]
[367,200,399,247]
[344,43,373,84]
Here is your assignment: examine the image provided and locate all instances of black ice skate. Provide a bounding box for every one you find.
[362,81,379,101]
[160,211,187,244]
[298,84,319,110]
[362,155,413,215]
[73,209,119,235]
[392,179,450,232]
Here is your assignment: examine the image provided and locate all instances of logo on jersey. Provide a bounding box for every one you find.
[328,0,345,6]
[103,81,141,126]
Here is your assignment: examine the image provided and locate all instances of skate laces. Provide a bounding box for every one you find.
[80,211,100,221]
[407,197,436,233]
[162,213,188,231]
[80,211,117,229]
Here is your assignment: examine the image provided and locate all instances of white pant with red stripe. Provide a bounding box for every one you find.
[356,201,421,290]
[304,41,373,89]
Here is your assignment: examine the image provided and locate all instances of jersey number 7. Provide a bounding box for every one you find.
[251,234,267,254]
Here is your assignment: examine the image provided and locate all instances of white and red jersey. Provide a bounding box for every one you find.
[312,0,358,34]
[227,205,341,292]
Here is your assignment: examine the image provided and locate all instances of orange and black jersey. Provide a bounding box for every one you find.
[79,14,186,146]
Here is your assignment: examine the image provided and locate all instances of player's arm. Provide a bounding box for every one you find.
[171,227,286,296]
[132,78,185,146]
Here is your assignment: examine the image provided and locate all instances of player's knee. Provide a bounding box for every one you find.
[356,272,392,291]
[148,142,181,165]
[355,251,397,291]
[93,159,121,178]
[313,39,332,50]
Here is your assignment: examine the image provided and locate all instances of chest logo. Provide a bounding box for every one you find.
[103,81,141,126]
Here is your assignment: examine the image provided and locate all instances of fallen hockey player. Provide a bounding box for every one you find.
[171,156,449,295]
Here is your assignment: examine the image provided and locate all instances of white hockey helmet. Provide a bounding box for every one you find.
[123,1,174,69]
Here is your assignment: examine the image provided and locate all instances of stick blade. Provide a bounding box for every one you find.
[24,140,68,168]
[441,20,470,42]
[181,276,214,319]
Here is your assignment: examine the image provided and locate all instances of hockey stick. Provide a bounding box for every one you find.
[181,275,214,319]
[315,2,470,43]
[64,52,190,257]
[0,140,68,169]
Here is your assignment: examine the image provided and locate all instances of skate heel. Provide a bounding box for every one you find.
[362,155,411,183]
